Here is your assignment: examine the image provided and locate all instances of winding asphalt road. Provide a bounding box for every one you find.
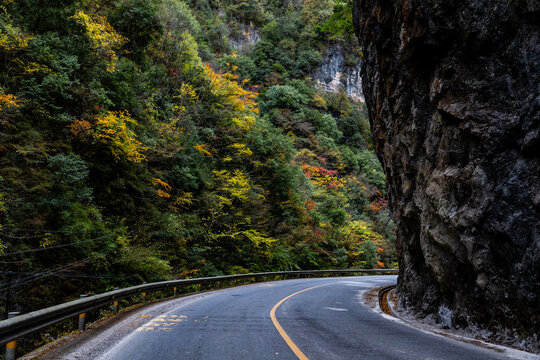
[49,276,526,360]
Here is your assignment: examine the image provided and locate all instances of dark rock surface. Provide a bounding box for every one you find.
[353,0,539,350]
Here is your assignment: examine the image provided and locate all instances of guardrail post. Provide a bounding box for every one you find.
[173,287,177,296]
[141,282,147,302]
[5,312,20,360]
[78,295,88,331]
[113,288,119,314]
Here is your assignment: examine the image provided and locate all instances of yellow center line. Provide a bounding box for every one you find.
[270,282,337,360]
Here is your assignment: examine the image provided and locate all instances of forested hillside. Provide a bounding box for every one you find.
[0,0,395,317]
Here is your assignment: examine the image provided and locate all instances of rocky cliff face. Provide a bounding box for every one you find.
[229,24,260,54]
[354,0,539,349]
[314,44,365,102]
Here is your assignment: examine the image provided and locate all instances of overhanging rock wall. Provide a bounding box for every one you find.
[353,0,539,348]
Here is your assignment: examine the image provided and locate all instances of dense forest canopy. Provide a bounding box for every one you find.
[0,0,395,316]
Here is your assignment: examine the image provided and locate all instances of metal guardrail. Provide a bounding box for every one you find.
[0,269,397,346]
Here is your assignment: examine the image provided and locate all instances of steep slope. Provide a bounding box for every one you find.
[354,0,539,349]
[0,0,395,336]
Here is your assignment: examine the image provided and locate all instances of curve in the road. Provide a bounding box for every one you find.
[37,276,536,360]
[270,282,336,360]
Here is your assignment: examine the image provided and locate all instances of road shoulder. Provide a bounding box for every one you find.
[358,286,539,360]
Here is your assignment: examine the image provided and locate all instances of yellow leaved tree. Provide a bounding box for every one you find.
[205,64,259,115]
[232,114,255,132]
[91,111,147,163]
[0,22,32,51]
[149,177,172,198]
[0,92,19,125]
[70,11,127,72]
[0,93,18,111]
[212,169,252,206]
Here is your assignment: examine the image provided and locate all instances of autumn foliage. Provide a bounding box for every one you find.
[0,0,395,331]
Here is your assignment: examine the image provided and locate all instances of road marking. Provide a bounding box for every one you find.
[270,283,335,360]
[135,314,188,332]
[324,307,348,312]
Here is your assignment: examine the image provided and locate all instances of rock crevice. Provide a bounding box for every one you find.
[354,0,539,350]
